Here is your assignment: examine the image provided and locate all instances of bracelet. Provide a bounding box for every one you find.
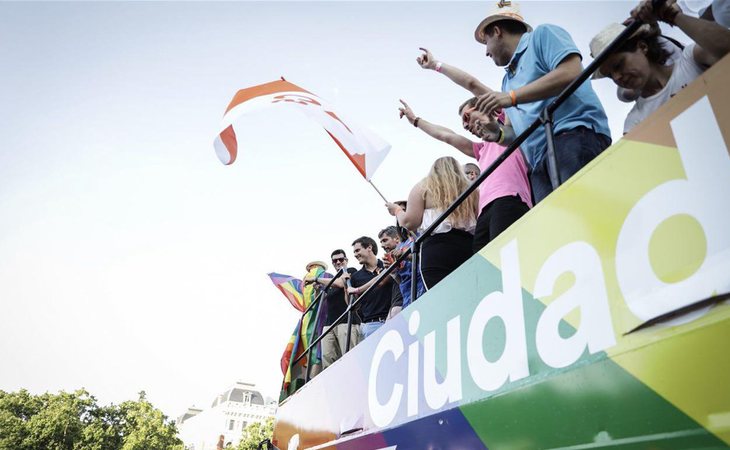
[509,90,517,107]
[435,61,443,72]
[414,117,420,128]
[497,127,505,144]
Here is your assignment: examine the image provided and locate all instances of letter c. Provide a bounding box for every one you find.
[368,330,404,427]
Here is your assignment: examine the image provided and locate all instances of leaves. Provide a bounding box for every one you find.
[0,389,183,450]
[237,417,274,450]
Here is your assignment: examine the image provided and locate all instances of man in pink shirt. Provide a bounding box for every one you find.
[399,98,531,253]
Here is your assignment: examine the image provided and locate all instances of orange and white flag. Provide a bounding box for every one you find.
[214,79,390,181]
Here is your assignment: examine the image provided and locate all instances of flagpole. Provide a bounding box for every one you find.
[367,179,389,204]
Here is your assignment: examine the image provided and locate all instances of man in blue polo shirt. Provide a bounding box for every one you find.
[473,1,611,203]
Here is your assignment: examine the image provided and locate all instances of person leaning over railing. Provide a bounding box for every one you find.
[385,157,478,291]
[397,96,532,254]
[470,1,612,203]
[590,0,730,134]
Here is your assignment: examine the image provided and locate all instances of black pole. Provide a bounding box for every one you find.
[542,109,561,190]
[345,271,355,352]
[411,241,421,301]
[304,288,324,383]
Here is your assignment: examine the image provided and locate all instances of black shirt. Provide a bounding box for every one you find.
[390,280,403,309]
[323,268,358,326]
[350,260,392,322]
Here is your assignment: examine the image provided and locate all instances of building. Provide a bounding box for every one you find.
[177,381,277,450]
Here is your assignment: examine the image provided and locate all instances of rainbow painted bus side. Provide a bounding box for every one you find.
[272,56,730,450]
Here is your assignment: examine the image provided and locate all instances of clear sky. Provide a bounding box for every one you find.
[0,0,694,419]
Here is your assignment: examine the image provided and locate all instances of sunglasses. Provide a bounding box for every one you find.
[332,257,346,263]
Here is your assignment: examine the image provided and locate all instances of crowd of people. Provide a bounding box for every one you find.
[298,0,730,372]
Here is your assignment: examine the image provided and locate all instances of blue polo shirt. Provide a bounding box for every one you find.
[502,24,611,168]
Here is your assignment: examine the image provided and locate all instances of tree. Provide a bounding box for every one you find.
[0,389,184,450]
[237,417,274,450]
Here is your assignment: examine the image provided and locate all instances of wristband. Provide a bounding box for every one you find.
[414,117,420,128]
[509,90,517,107]
[435,61,443,72]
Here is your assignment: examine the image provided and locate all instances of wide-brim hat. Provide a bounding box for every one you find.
[590,22,656,79]
[306,260,328,271]
[474,2,532,44]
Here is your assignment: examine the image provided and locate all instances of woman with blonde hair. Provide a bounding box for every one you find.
[386,156,478,290]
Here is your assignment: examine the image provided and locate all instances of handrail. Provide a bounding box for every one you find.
[284,4,660,399]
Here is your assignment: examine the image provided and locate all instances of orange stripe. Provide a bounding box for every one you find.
[224,79,312,113]
[220,125,238,165]
[326,130,366,178]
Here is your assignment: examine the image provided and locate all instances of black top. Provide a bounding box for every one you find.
[323,268,358,326]
[350,260,392,322]
[390,280,403,309]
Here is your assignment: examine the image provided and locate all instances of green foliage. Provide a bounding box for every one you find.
[237,417,274,450]
[0,389,183,450]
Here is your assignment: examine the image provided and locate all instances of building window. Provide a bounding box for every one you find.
[228,419,235,431]
[242,421,248,430]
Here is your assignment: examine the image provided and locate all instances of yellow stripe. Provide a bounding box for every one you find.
[477,135,730,444]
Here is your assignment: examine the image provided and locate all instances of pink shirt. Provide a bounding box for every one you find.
[473,141,533,212]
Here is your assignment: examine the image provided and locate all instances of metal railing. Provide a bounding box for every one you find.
[283,7,656,401]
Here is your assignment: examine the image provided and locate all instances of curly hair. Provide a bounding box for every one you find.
[421,156,478,229]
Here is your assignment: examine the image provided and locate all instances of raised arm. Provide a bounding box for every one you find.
[632,0,730,67]
[386,182,426,232]
[417,48,492,96]
[399,100,474,157]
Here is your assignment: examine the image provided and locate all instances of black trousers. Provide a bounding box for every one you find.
[420,229,473,290]
[472,195,530,254]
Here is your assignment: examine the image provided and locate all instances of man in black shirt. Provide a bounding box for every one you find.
[349,236,393,339]
[309,249,360,369]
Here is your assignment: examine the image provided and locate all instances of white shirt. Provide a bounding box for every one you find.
[418,209,476,236]
[624,44,705,133]
[712,0,730,27]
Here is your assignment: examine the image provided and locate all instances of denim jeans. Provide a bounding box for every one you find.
[361,320,384,339]
[530,127,611,203]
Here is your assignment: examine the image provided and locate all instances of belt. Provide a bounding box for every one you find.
[363,317,386,324]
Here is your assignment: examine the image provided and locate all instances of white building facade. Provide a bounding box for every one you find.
[177,382,277,450]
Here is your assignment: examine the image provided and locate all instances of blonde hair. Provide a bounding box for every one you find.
[422,157,478,229]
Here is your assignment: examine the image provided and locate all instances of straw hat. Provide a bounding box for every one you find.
[306,260,328,271]
[474,1,532,44]
[590,22,656,79]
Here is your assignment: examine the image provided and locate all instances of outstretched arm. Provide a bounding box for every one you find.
[417,47,492,96]
[474,54,583,116]
[399,99,475,157]
[386,182,426,232]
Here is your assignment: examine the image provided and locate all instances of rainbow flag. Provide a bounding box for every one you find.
[279,266,330,397]
[268,272,305,312]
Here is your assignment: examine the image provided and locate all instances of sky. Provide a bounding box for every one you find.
[0,0,698,420]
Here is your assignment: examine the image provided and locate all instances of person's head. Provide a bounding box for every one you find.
[378,226,401,252]
[422,157,479,229]
[591,23,670,91]
[458,97,499,139]
[330,249,348,271]
[351,236,378,264]
[474,2,531,67]
[464,163,480,181]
